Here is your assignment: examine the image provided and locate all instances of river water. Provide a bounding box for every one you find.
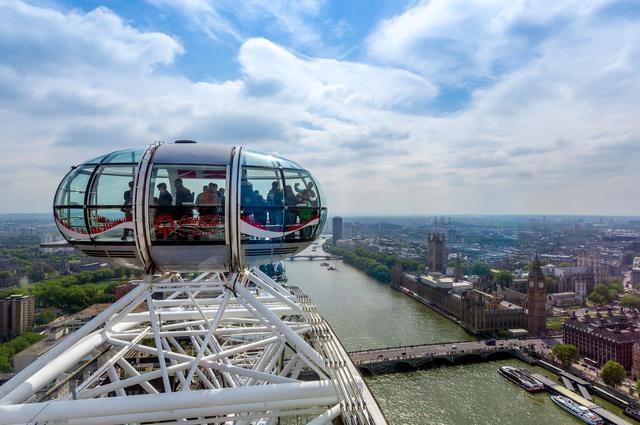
[285,241,635,425]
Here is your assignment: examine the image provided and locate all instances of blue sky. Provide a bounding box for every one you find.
[0,0,639,215]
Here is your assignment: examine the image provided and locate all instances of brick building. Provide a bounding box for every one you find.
[632,344,640,380]
[115,282,139,301]
[563,317,640,371]
[0,294,36,339]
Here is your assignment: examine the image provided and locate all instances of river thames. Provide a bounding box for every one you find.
[285,241,635,425]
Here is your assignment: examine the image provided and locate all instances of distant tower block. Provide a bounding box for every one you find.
[332,216,343,245]
[427,232,447,273]
[527,256,547,336]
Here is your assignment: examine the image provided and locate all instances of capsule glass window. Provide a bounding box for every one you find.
[240,167,285,242]
[53,166,95,241]
[84,165,136,242]
[148,165,226,243]
[241,150,303,170]
[54,166,94,207]
[282,170,321,241]
[54,207,89,241]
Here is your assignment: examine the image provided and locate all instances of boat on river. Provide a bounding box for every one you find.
[498,366,544,392]
[320,262,330,266]
[551,395,604,425]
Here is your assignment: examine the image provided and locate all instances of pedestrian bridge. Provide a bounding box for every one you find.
[348,339,544,375]
[287,254,342,261]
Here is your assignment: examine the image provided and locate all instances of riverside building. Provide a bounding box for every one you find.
[563,316,640,371]
[390,269,526,335]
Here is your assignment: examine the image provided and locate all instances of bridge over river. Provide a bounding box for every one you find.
[348,338,545,375]
[287,254,342,260]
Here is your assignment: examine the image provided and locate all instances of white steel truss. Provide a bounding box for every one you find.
[0,268,385,425]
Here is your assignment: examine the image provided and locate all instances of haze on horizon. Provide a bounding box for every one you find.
[0,0,638,216]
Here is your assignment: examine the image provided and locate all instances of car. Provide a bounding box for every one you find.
[485,339,497,346]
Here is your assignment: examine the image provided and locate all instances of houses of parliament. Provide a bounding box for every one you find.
[390,228,546,336]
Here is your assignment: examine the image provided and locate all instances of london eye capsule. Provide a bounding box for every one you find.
[53,141,327,272]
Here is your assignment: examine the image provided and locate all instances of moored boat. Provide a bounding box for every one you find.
[551,395,604,425]
[498,366,544,392]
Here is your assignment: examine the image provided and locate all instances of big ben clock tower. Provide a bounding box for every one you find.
[527,256,547,336]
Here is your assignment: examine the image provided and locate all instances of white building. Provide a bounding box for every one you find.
[547,292,577,307]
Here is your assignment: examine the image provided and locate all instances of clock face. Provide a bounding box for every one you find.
[539,281,544,289]
[529,281,534,288]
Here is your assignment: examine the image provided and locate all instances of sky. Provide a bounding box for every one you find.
[0,0,639,216]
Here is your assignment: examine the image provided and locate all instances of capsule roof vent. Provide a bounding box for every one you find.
[174,140,197,144]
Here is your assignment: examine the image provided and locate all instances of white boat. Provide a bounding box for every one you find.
[551,395,604,425]
[498,366,544,392]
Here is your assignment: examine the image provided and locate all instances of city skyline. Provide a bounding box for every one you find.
[1,1,639,215]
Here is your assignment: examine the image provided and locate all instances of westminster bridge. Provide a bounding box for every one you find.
[348,338,545,375]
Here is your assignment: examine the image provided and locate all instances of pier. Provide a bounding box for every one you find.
[533,373,632,425]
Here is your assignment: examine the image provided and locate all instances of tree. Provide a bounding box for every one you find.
[594,284,610,299]
[551,344,579,367]
[35,310,57,326]
[545,276,557,293]
[495,270,513,287]
[608,289,620,302]
[587,292,606,305]
[0,270,13,286]
[608,280,624,294]
[471,261,491,277]
[600,360,626,388]
[620,294,640,310]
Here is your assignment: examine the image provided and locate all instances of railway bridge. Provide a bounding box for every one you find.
[349,339,545,375]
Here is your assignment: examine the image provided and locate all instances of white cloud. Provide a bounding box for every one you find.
[0,2,183,74]
[239,38,437,109]
[147,0,325,48]
[366,0,595,83]
[0,0,639,216]
[0,2,435,214]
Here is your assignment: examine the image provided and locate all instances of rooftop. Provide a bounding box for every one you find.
[564,317,640,342]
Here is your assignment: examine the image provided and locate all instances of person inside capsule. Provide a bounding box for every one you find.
[149,165,227,241]
[120,180,133,240]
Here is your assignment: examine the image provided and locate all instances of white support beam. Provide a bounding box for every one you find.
[146,290,172,393]
[0,381,338,424]
[234,275,326,371]
[0,281,148,404]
